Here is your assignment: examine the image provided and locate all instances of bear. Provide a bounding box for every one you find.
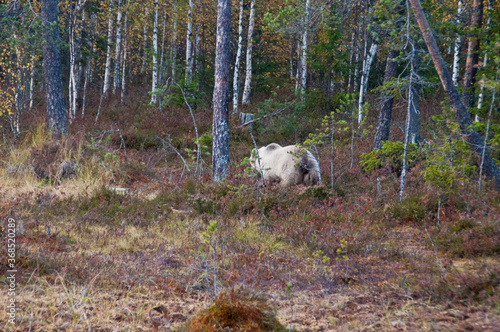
[249,143,321,187]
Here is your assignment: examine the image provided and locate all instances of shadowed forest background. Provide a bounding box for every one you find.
[0,0,499,330]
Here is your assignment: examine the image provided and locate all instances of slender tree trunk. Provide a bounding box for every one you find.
[185,0,194,85]
[452,0,464,87]
[212,0,232,182]
[195,24,201,77]
[358,42,378,124]
[476,0,492,122]
[141,8,149,74]
[409,50,420,145]
[479,71,497,192]
[170,1,178,81]
[103,0,114,97]
[121,13,128,105]
[82,13,96,118]
[159,6,166,87]
[295,39,301,92]
[409,0,500,191]
[113,0,123,95]
[69,0,84,120]
[347,32,355,93]
[374,48,399,150]
[242,0,256,105]
[151,0,159,104]
[400,46,418,200]
[41,0,68,136]
[233,0,244,113]
[462,0,484,110]
[29,54,35,111]
[300,0,311,99]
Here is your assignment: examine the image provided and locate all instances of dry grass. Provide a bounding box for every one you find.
[0,96,499,331]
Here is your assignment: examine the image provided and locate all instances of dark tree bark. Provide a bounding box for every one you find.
[462,0,484,110]
[41,0,68,136]
[409,0,500,191]
[212,0,232,182]
[373,48,399,150]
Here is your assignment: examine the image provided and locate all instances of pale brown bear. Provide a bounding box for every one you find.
[250,143,321,187]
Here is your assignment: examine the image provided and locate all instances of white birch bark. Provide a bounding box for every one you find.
[232,0,244,113]
[103,0,114,97]
[69,0,84,119]
[300,0,311,99]
[242,0,256,105]
[185,0,194,85]
[113,0,124,95]
[121,13,128,105]
[171,0,178,81]
[195,25,201,73]
[29,54,35,110]
[358,42,378,124]
[141,8,148,73]
[151,0,159,104]
[295,39,301,92]
[476,0,492,122]
[159,6,167,86]
[452,0,464,87]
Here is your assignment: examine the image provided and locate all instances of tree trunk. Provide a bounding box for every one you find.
[241,0,256,105]
[103,0,114,97]
[409,49,420,145]
[170,1,178,81]
[409,0,500,191]
[300,0,311,99]
[400,48,417,201]
[121,13,128,105]
[451,0,464,87]
[29,54,35,111]
[113,0,124,95]
[212,0,232,182]
[295,39,301,92]
[476,0,492,122]
[159,6,167,86]
[373,48,399,150]
[41,0,68,136]
[151,0,158,104]
[462,0,484,110]
[141,8,148,74]
[185,0,194,85]
[69,0,85,120]
[233,0,244,114]
[358,42,378,124]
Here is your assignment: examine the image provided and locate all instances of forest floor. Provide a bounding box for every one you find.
[0,162,499,331]
[0,96,499,331]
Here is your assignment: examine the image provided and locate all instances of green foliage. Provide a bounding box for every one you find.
[391,197,426,223]
[360,141,421,175]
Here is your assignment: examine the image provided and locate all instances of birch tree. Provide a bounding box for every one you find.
[357,42,378,124]
[451,0,464,87]
[299,0,311,98]
[170,0,178,81]
[242,0,256,105]
[41,0,68,135]
[185,0,194,85]
[103,0,114,97]
[68,0,85,120]
[141,8,149,74]
[121,13,128,105]
[233,0,244,113]
[476,0,492,122]
[409,0,500,191]
[212,0,232,182]
[151,0,159,104]
[462,0,484,110]
[113,0,124,95]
